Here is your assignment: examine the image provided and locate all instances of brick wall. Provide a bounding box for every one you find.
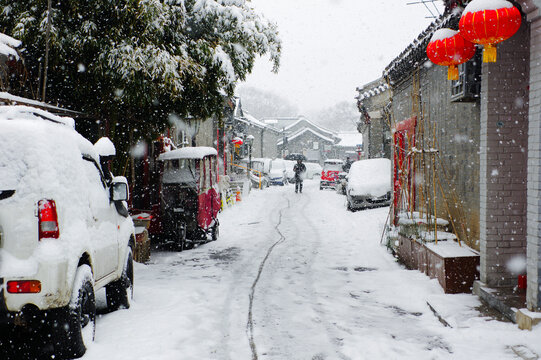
[363,91,391,159]
[479,20,530,287]
[391,64,481,249]
[526,10,541,310]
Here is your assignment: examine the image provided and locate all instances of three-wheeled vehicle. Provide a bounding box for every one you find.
[158,147,221,250]
[320,159,345,190]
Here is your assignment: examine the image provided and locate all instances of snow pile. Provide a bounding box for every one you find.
[463,0,514,13]
[94,137,116,157]
[398,211,450,226]
[347,158,391,197]
[430,28,458,42]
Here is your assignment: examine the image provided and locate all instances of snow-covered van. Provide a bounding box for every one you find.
[0,106,135,358]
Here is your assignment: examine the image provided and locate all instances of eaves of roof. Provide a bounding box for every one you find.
[278,127,335,146]
[284,117,336,138]
[235,116,280,133]
[383,12,458,85]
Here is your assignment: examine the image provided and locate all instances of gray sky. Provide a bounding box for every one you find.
[240,0,444,114]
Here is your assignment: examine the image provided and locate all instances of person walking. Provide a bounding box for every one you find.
[293,158,306,193]
[342,157,352,172]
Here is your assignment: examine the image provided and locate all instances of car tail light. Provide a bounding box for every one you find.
[38,199,59,239]
[7,280,41,293]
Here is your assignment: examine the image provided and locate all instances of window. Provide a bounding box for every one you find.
[451,51,481,102]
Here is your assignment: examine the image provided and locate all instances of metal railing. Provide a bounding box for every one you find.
[230,163,264,189]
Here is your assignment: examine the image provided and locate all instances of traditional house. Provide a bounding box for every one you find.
[266,115,341,163]
[334,132,364,161]
[355,78,391,159]
[383,0,541,326]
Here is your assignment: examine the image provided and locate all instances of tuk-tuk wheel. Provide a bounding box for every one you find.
[211,222,219,241]
[175,222,187,251]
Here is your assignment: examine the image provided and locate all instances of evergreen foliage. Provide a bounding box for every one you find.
[0,0,281,143]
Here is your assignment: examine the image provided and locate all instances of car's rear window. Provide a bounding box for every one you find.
[324,163,343,171]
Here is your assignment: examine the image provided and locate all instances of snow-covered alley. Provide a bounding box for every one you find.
[74,180,538,360]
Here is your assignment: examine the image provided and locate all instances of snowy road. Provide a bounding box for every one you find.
[78,180,540,359]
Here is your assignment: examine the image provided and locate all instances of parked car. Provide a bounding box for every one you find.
[269,158,288,185]
[283,159,296,182]
[346,158,392,211]
[0,106,135,358]
[320,159,344,190]
[335,171,348,195]
[251,158,273,187]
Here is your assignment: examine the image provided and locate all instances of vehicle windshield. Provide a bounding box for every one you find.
[323,162,343,172]
[162,158,197,185]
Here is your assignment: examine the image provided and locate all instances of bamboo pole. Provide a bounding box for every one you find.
[431,129,472,246]
[435,170,462,246]
[432,122,438,244]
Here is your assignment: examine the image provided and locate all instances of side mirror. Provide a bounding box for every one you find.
[111,176,129,202]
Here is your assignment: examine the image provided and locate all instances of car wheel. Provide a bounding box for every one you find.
[106,247,134,311]
[347,200,353,211]
[51,265,95,359]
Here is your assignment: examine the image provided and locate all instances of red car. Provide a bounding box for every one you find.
[320,159,345,190]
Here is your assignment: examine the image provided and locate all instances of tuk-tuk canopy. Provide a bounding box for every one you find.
[158,146,217,161]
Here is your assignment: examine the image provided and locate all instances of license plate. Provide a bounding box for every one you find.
[173,208,184,213]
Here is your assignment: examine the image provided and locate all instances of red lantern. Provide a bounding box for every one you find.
[459,0,522,62]
[426,29,476,80]
[231,137,243,147]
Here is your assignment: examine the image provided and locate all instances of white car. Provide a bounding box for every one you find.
[0,106,135,358]
[283,159,296,182]
[305,162,322,179]
[346,158,392,211]
[269,159,288,186]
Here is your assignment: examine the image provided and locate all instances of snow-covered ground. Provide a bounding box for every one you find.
[77,179,540,360]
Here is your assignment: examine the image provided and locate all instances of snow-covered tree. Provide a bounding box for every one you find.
[236,86,298,119]
[309,101,359,132]
[0,0,281,133]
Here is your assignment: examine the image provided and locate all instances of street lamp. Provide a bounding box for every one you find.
[246,135,254,179]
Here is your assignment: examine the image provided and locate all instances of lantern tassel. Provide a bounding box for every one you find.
[447,65,459,81]
[483,44,497,63]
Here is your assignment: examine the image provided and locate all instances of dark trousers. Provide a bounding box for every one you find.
[295,177,303,193]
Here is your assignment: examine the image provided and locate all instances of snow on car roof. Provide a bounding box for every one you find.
[158,146,217,160]
[0,105,75,128]
[324,159,344,164]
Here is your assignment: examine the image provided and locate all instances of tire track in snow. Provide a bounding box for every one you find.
[246,196,291,360]
[290,190,352,360]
